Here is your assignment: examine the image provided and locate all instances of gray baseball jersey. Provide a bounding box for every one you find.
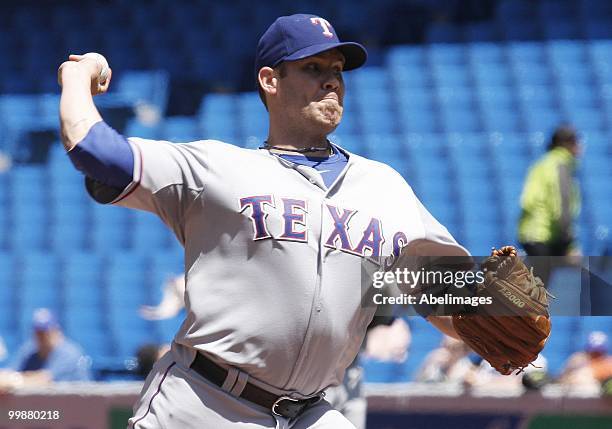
[100,138,466,426]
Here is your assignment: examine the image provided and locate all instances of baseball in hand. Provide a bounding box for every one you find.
[82,52,110,85]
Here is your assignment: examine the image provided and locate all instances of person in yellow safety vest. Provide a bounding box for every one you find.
[518,125,581,284]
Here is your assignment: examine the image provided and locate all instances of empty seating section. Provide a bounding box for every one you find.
[0,0,611,381]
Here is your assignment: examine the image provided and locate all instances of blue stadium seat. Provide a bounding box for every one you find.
[413,175,452,202]
[435,87,474,109]
[426,25,463,44]
[240,112,269,139]
[461,200,498,225]
[517,85,556,110]
[200,113,237,142]
[51,5,84,31]
[332,113,359,136]
[49,183,86,210]
[237,94,268,138]
[62,252,102,286]
[589,40,612,67]
[115,71,170,116]
[362,357,412,383]
[497,0,536,21]
[565,107,606,131]
[471,63,513,87]
[49,221,86,251]
[352,67,390,91]
[475,86,515,110]
[527,132,549,157]
[131,212,173,250]
[454,162,492,182]
[446,133,489,159]
[521,107,562,134]
[329,134,365,155]
[0,252,15,314]
[89,205,130,250]
[500,20,542,41]
[106,50,145,72]
[70,330,110,362]
[395,87,435,111]
[582,131,612,155]
[62,28,100,57]
[558,84,599,110]
[542,19,582,40]
[8,223,47,250]
[0,95,41,130]
[547,41,587,65]
[492,151,530,178]
[404,133,447,158]
[439,109,480,133]
[579,0,612,19]
[554,64,594,86]
[581,156,611,178]
[387,46,426,69]
[467,42,505,64]
[124,118,160,140]
[357,87,393,111]
[464,22,501,43]
[19,253,58,285]
[397,108,438,134]
[584,18,612,39]
[481,108,522,133]
[462,224,501,255]
[513,63,552,85]
[363,134,402,159]
[428,44,466,64]
[538,0,580,21]
[430,64,471,87]
[160,116,200,142]
[155,317,182,343]
[101,31,138,53]
[390,65,432,89]
[507,42,546,64]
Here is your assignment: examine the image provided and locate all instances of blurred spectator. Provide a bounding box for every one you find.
[139,275,185,320]
[559,331,612,395]
[463,354,548,391]
[0,151,11,172]
[518,125,582,284]
[418,335,549,391]
[0,308,91,392]
[417,335,473,382]
[326,317,411,429]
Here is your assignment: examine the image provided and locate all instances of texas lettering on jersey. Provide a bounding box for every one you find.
[240,194,409,259]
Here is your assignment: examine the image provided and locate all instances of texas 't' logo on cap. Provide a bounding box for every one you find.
[310,17,334,38]
[254,13,368,77]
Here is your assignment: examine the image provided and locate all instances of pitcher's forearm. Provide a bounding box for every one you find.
[59,65,102,151]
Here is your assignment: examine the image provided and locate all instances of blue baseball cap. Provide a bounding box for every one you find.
[32,308,59,331]
[255,14,368,76]
[586,331,608,353]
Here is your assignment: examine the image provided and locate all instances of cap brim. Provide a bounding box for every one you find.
[283,42,367,71]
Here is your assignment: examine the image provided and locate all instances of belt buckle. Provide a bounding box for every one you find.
[271,394,323,419]
[272,396,302,419]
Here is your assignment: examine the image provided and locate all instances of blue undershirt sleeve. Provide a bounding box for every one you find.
[68,121,134,190]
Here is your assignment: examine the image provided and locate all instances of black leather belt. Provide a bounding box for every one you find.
[190,352,323,419]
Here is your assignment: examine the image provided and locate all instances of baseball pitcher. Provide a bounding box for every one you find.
[57,14,549,429]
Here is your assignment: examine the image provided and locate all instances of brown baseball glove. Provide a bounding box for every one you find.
[452,246,552,375]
